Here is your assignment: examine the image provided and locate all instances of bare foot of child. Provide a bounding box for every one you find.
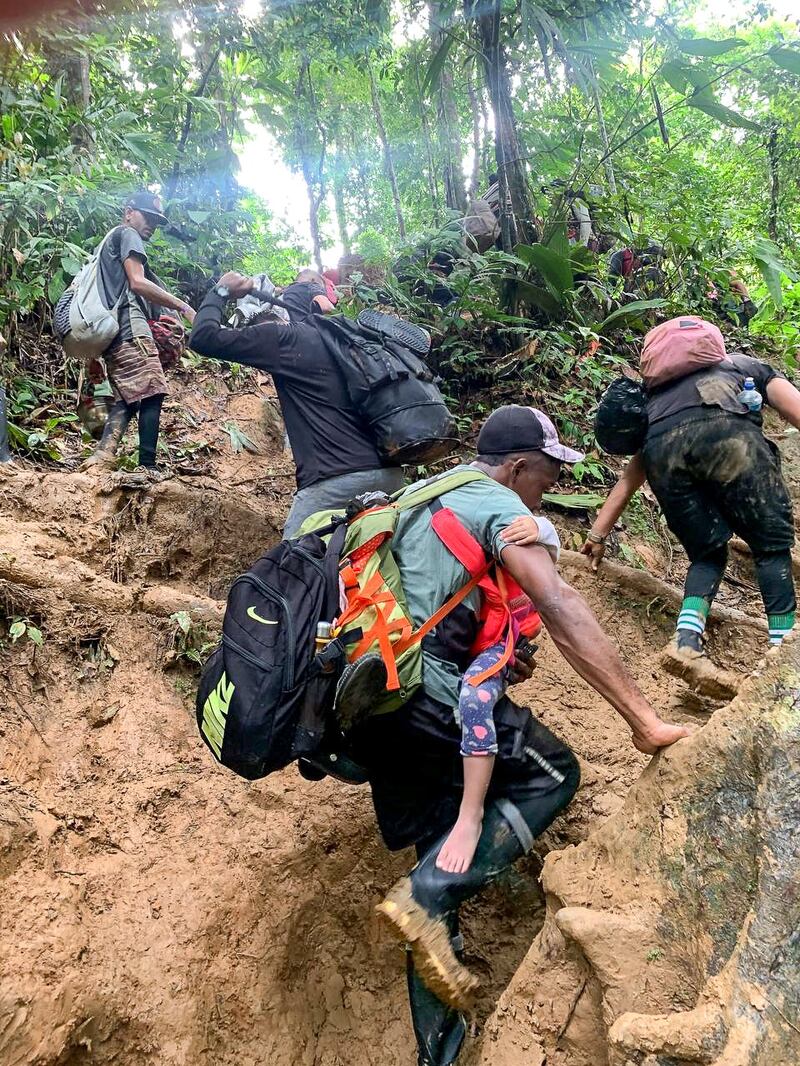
[436,814,483,873]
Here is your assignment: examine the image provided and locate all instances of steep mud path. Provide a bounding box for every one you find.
[0,380,787,1066]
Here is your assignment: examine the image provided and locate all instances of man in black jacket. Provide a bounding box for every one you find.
[189,270,404,535]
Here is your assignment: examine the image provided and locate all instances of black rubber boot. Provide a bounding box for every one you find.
[377,800,531,1009]
[297,749,369,785]
[80,400,134,471]
[675,628,704,654]
[407,914,467,1066]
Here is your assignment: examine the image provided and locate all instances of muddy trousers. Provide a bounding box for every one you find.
[684,544,795,619]
[406,783,579,1065]
[96,395,164,468]
[643,411,797,635]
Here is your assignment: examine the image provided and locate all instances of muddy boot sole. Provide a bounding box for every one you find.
[376,877,479,1010]
[79,452,117,473]
[357,309,431,355]
[661,641,740,702]
[335,653,388,733]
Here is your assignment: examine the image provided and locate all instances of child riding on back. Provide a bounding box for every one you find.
[436,514,543,873]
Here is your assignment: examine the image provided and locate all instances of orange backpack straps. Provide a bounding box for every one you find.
[428,504,516,687]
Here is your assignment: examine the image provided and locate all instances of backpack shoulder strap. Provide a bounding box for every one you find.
[392,469,489,514]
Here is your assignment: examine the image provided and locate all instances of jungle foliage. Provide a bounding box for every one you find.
[1,0,799,471]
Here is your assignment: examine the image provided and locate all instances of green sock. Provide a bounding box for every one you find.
[676,596,710,640]
[768,612,795,646]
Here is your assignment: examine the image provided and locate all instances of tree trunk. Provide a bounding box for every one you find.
[588,68,616,195]
[428,0,467,214]
[767,123,780,243]
[41,39,92,147]
[368,62,406,238]
[413,52,442,217]
[165,45,222,200]
[332,140,352,256]
[465,0,536,248]
[292,57,327,270]
[466,64,482,200]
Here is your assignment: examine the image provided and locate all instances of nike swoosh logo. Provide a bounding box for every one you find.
[247,606,278,625]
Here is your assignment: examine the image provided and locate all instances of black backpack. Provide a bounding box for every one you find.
[594,376,649,456]
[196,521,347,780]
[313,314,459,465]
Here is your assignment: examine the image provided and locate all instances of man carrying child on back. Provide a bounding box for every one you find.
[344,404,690,1065]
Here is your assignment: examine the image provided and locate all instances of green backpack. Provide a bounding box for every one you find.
[301,468,492,716]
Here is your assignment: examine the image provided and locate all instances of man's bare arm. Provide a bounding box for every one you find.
[503,542,690,753]
[123,257,195,322]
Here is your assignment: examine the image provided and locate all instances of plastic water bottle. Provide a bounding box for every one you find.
[738,377,763,413]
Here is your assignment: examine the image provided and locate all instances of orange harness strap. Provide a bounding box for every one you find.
[394,565,489,656]
[465,567,514,687]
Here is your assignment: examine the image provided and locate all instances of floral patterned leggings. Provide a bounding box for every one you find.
[458,642,507,757]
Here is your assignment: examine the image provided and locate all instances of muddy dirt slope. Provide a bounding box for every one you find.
[0,377,794,1065]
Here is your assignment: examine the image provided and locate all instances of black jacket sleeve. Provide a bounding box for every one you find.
[188,289,299,372]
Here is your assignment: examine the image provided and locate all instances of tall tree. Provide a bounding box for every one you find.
[429,0,467,213]
[368,61,406,237]
[464,0,536,246]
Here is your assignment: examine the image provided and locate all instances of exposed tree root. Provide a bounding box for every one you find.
[559,550,765,633]
[472,634,800,1066]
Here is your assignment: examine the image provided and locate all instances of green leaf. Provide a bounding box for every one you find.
[660,60,688,94]
[677,37,744,56]
[752,239,797,309]
[768,48,800,76]
[687,98,760,130]
[511,280,562,317]
[60,254,81,276]
[542,492,605,511]
[187,210,210,224]
[514,243,574,296]
[597,299,667,332]
[260,77,295,100]
[170,610,193,635]
[27,625,43,647]
[9,621,25,642]
[423,36,456,96]
[122,133,161,176]
[221,421,259,454]
[48,273,65,304]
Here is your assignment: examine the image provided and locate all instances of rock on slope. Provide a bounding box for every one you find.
[472,636,800,1066]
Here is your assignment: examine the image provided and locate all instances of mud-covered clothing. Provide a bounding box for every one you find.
[351,688,579,851]
[347,470,575,851]
[645,354,783,428]
[391,467,560,711]
[105,336,168,404]
[97,225,162,345]
[190,291,396,491]
[643,410,794,560]
[642,410,796,621]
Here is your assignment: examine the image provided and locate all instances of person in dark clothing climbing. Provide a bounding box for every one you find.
[188,270,405,536]
[352,405,690,1065]
[584,317,800,696]
[81,191,195,480]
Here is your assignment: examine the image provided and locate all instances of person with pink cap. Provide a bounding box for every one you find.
[584,316,800,696]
